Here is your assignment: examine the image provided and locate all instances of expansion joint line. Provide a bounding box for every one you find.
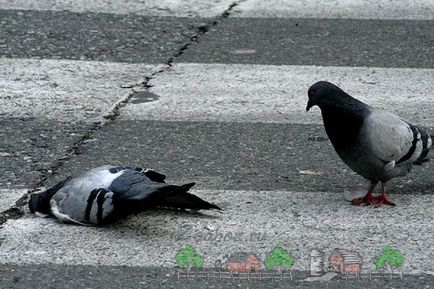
[0,1,243,225]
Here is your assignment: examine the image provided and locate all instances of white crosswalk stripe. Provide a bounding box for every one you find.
[0,0,235,17]
[233,0,434,20]
[1,190,434,274]
[125,63,434,125]
[0,58,162,121]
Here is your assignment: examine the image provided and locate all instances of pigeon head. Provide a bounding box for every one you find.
[29,193,51,215]
[306,81,349,112]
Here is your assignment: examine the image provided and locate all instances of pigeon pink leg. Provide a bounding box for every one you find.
[351,181,378,206]
[374,183,396,207]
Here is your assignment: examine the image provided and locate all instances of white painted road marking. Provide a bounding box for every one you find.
[0,190,432,274]
[0,58,162,121]
[233,0,434,20]
[0,0,235,17]
[3,0,432,20]
[123,63,434,126]
[0,189,27,212]
[1,0,433,280]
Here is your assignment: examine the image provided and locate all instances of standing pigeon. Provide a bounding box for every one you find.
[29,165,221,225]
[306,81,431,206]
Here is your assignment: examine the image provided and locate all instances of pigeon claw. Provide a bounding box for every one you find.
[351,197,365,206]
[350,182,396,207]
[350,182,377,206]
[351,194,395,207]
[374,184,396,207]
[374,196,396,207]
[350,195,378,206]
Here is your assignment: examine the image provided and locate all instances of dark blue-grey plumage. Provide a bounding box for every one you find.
[306,81,432,206]
[29,165,221,225]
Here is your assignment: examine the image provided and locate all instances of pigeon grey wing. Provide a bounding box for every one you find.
[50,187,115,225]
[143,169,166,183]
[108,165,166,183]
[108,169,168,200]
[362,110,423,166]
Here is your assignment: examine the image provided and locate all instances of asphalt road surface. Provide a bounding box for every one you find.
[0,0,433,288]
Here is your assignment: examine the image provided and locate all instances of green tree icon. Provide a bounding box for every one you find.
[375,245,404,271]
[264,246,294,272]
[175,245,204,270]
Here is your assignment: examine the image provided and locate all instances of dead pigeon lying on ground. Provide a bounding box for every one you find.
[306,81,432,206]
[29,165,221,225]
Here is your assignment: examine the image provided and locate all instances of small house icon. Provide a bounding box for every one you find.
[309,249,324,276]
[226,252,261,273]
[329,249,363,273]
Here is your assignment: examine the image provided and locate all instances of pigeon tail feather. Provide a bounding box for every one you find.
[414,130,432,165]
[151,182,222,211]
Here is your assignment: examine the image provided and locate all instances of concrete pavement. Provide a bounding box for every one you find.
[2,191,434,274]
[0,0,433,288]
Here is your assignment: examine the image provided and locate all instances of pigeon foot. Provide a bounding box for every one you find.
[352,195,395,206]
[373,195,396,207]
[351,195,378,206]
[351,182,378,206]
[373,183,396,207]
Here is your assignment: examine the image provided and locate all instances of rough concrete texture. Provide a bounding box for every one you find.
[0,10,204,62]
[233,0,434,20]
[0,0,236,17]
[0,59,161,190]
[0,58,162,120]
[0,118,91,189]
[0,190,432,274]
[0,189,26,212]
[125,63,434,126]
[42,121,433,194]
[177,18,434,68]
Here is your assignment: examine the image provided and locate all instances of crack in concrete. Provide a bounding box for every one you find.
[0,0,244,225]
[166,1,242,66]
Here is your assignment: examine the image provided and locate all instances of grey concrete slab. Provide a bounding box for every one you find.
[124,63,434,126]
[46,120,433,194]
[0,0,236,18]
[0,9,204,62]
[233,0,434,20]
[0,58,163,121]
[1,190,433,274]
[0,117,90,189]
[0,59,160,190]
[176,18,434,68]
[0,189,26,212]
[0,265,430,289]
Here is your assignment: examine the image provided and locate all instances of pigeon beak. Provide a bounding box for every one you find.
[306,100,313,112]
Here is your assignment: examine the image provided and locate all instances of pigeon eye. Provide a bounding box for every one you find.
[308,90,315,97]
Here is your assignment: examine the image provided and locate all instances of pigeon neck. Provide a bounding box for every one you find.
[319,98,369,151]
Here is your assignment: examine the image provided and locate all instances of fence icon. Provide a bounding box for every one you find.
[343,269,403,280]
[177,269,293,281]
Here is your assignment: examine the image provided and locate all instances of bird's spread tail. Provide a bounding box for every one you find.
[151,182,222,211]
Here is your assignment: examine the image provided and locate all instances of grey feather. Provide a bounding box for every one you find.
[29,165,221,225]
[307,81,432,185]
[357,110,424,181]
[108,170,168,200]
